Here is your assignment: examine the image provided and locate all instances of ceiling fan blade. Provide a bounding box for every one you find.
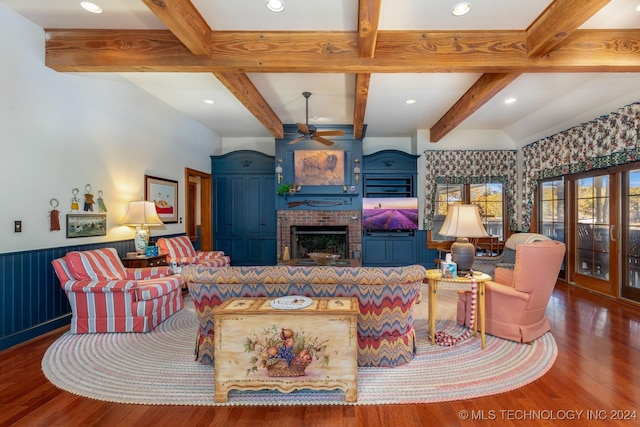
[315,130,345,137]
[288,136,305,145]
[297,122,310,134]
[312,135,335,146]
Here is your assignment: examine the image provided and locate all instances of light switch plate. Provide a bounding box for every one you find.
[14,220,22,233]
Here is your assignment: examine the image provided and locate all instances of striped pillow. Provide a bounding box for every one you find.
[157,236,197,259]
[64,248,127,281]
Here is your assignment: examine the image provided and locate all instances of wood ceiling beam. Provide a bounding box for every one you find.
[354,73,371,140]
[526,0,611,58]
[141,0,283,137]
[429,0,611,142]
[354,0,381,139]
[358,0,381,58]
[140,0,211,56]
[45,29,640,73]
[215,73,283,138]
[429,73,521,142]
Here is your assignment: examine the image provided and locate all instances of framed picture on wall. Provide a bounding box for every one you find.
[145,175,178,223]
[294,150,345,185]
[66,214,107,238]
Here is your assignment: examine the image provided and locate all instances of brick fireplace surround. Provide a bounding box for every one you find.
[277,210,361,261]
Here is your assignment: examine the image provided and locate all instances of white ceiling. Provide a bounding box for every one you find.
[2,0,640,145]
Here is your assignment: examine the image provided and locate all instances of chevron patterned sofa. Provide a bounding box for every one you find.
[182,264,426,367]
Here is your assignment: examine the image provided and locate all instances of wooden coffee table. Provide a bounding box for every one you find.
[212,297,358,403]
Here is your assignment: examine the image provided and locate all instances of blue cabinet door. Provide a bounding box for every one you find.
[362,233,417,266]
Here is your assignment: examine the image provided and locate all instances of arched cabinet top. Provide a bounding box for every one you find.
[363,150,420,173]
[212,150,275,174]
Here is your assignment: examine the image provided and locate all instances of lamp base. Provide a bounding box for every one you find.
[134,226,150,255]
[450,237,476,273]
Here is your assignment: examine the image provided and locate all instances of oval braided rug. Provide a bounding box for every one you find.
[42,291,557,406]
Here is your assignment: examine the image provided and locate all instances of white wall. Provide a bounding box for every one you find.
[0,6,222,254]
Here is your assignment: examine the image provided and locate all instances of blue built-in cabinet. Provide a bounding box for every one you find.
[210,143,439,268]
[275,124,363,212]
[361,150,421,266]
[212,150,277,265]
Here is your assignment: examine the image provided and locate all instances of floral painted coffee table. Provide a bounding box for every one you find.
[212,297,358,403]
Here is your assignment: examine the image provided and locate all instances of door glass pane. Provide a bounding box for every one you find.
[577,176,610,279]
[624,169,640,298]
[540,179,565,242]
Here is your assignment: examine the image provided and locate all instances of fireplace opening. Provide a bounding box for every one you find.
[291,226,348,259]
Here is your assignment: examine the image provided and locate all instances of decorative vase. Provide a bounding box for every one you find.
[282,245,290,261]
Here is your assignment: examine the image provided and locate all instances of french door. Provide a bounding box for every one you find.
[621,168,640,302]
[541,165,640,303]
[570,172,618,296]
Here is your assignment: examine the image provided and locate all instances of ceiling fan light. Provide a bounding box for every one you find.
[266,0,285,13]
[452,2,471,16]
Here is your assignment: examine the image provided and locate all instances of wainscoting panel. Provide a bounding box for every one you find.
[0,236,180,351]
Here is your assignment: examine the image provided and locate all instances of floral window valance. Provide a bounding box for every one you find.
[423,150,517,230]
[521,102,640,231]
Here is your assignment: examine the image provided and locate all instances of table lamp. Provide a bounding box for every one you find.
[438,204,488,273]
[121,200,164,254]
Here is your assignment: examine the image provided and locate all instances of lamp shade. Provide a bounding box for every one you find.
[439,204,488,238]
[121,201,164,227]
[439,204,488,272]
[121,201,164,254]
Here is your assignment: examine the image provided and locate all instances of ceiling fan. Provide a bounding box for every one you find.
[288,92,345,146]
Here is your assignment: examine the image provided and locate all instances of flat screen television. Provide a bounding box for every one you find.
[362,197,419,231]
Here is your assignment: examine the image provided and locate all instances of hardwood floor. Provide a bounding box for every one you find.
[1,283,639,427]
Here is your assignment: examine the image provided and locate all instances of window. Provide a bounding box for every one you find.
[431,182,505,241]
[432,184,463,241]
[471,182,504,238]
[539,178,565,242]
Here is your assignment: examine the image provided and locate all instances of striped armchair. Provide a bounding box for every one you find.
[52,248,183,334]
[157,236,231,268]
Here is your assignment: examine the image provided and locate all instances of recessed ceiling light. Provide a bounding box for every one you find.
[266,0,285,13]
[406,99,417,104]
[636,4,640,12]
[80,2,102,14]
[452,2,471,16]
[204,99,215,104]
[504,97,517,105]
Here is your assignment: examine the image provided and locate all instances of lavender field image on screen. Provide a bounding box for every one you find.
[362,197,419,230]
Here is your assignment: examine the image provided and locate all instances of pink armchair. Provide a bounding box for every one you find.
[457,239,566,343]
[157,236,231,267]
[52,248,184,334]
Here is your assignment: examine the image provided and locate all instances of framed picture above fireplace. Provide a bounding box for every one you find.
[294,150,345,185]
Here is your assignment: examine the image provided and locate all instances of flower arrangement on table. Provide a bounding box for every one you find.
[244,325,329,377]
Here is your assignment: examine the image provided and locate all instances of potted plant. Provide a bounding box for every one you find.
[277,183,292,196]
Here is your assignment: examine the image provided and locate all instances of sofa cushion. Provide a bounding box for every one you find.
[64,248,127,281]
[135,276,183,301]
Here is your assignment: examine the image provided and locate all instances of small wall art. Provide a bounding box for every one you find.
[66,214,107,238]
[145,175,178,223]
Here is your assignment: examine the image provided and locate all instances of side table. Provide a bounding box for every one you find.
[425,269,492,349]
[213,297,358,403]
[120,254,167,268]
